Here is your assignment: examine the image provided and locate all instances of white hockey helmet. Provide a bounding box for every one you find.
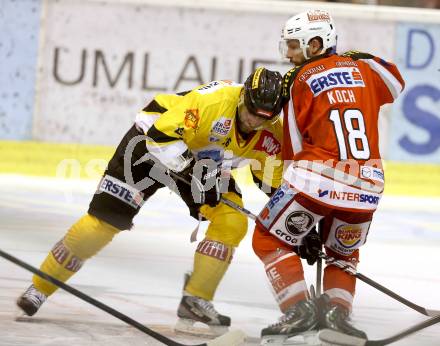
[280,10,337,60]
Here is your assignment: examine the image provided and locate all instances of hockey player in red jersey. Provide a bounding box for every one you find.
[252,9,405,345]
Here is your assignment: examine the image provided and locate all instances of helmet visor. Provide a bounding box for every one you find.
[279,40,288,59]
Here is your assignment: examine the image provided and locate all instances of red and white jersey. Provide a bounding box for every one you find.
[282,51,405,212]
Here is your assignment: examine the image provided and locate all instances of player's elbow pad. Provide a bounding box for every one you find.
[146,141,193,172]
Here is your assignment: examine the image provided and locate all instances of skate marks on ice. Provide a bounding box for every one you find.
[260,331,321,346]
[4,314,247,346]
[1,280,250,346]
[174,318,229,338]
[1,177,440,346]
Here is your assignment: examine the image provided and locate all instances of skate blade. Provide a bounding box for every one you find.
[14,305,32,322]
[261,334,289,345]
[174,318,229,337]
[15,311,28,321]
[261,331,320,346]
[319,329,366,346]
[206,329,247,346]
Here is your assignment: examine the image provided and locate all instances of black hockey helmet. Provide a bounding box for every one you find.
[243,67,284,120]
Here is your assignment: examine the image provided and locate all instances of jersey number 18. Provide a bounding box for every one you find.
[329,109,371,160]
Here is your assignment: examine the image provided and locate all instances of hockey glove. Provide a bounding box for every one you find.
[295,227,321,265]
[190,159,222,208]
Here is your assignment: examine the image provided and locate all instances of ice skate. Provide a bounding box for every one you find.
[321,303,367,340]
[260,299,320,346]
[175,295,231,337]
[16,284,47,317]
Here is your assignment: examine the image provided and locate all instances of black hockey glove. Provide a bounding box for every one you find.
[295,227,321,265]
[190,159,222,208]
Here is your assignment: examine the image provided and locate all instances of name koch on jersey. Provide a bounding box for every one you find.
[306,67,365,96]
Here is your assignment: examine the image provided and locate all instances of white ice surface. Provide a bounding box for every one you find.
[0,175,439,345]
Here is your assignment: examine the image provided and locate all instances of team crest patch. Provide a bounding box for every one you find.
[184,109,199,129]
[285,211,314,236]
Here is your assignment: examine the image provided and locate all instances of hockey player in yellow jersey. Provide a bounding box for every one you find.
[17,68,285,335]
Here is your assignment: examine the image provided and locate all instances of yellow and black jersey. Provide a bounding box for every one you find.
[135,80,283,194]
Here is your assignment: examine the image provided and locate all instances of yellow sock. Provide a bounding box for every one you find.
[33,214,119,296]
[184,238,234,301]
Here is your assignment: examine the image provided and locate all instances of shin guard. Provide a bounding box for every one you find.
[184,238,234,301]
[33,214,119,296]
[253,224,308,312]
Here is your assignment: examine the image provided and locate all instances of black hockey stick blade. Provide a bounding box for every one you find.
[318,251,438,317]
[138,153,258,222]
[354,271,437,317]
[319,314,440,346]
[425,308,440,317]
[319,330,367,346]
[0,249,246,346]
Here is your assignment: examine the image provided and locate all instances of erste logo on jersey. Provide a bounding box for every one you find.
[211,117,232,137]
[255,130,281,155]
[307,67,365,96]
[98,175,144,209]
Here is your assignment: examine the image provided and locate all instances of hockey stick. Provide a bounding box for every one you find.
[177,190,438,318]
[142,154,258,221]
[319,314,440,345]
[144,156,438,318]
[0,249,246,346]
[317,252,439,317]
[316,219,323,297]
